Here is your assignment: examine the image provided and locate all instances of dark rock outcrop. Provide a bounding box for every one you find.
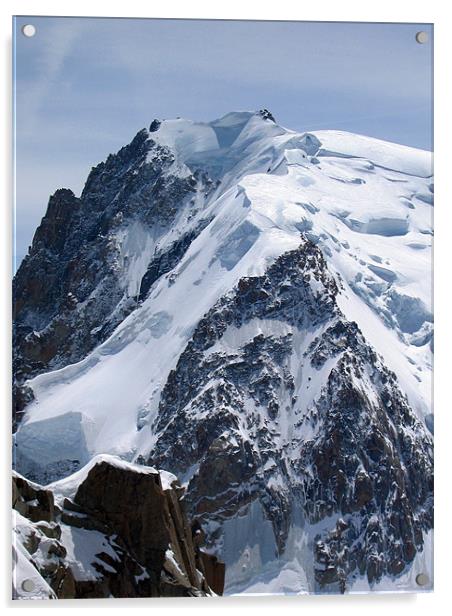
[198,552,225,596]
[13,472,55,523]
[12,457,221,599]
[259,108,276,122]
[72,462,170,580]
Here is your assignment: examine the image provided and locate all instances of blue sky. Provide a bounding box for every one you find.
[13,17,433,267]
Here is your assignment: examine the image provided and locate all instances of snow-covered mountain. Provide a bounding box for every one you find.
[13,110,433,595]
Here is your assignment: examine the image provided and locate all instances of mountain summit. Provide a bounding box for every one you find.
[13,110,433,594]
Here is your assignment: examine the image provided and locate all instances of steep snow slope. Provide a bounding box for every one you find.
[13,110,433,594]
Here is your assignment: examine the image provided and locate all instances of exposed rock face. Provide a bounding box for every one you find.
[12,129,213,424]
[149,242,337,546]
[12,456,221,599]
[146,239,433,590]
[73,461,170,582]
[298,331,433,590]
[13,473,55,523]
[198,552,225,596]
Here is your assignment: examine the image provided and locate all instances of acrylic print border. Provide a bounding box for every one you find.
[7,1,436,608]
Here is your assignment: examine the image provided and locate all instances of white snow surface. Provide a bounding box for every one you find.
[46,453,159,507]
[314,130,432,177]
[14,111,433,594]
[59,525,120,581]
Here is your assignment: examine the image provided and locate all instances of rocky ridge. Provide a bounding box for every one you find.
[13,130,214,425]
[147,238,433,591]
[12,455,224,599]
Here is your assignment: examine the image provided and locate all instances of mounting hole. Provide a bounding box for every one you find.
[416,572,430,586]
[21,578,35,592]
[415,31,428,44]
[21,24,36,38]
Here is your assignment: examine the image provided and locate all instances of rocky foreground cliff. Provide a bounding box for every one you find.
[13,110,433,594]
[12,455,224,599]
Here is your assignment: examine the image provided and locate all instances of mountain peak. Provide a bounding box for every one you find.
[13,111,433,595]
